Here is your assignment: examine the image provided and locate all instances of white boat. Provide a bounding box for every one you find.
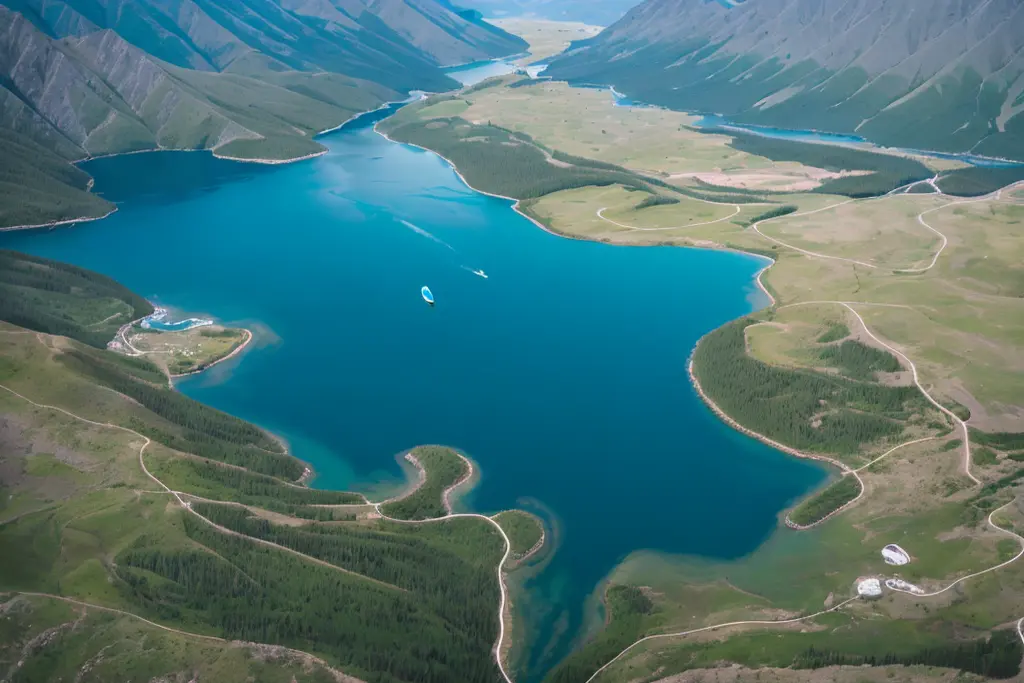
[421,286,435,305]
[472,269,488,279]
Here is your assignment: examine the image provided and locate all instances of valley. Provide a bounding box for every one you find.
[1,5,1024,683]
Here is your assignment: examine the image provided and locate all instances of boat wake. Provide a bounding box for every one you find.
[399,219,456,252]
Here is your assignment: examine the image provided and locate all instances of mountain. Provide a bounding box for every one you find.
[0,0,526,228]
[453,0,638,25]
[544,0,1024,161]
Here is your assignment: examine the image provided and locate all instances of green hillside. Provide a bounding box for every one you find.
[0,256,534,683]
[0,0,528,228]
[0,250,153,348]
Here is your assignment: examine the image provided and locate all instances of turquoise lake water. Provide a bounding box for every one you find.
[0,102,827,680]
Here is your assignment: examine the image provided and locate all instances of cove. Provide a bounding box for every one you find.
[0,100,826,680]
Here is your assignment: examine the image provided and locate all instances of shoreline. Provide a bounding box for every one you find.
[0,208,118,233]
[211,149,327,164]
[0,96,403,233]
[687,352,850,475]
[373,124,560,239]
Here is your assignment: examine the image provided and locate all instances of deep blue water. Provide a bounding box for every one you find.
[0,100,826,680]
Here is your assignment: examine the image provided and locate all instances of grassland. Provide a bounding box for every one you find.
[490,19,602,62]
[127,324,250,377]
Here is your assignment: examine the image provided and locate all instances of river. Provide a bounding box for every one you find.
[0,65,826,681]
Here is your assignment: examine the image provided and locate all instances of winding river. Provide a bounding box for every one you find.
[0,64,826,681]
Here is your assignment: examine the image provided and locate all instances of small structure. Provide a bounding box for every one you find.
[856,577,883,598]
[882,544,911,565]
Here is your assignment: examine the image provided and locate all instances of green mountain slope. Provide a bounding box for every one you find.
[545,0,1024,160]
[0,254,535,683]
[0,0,527,227]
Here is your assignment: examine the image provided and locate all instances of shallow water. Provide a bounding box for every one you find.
[0,80,826,680]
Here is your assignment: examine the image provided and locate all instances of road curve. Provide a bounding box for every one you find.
[596,204,740,232]
[371,452,515,683]
[886,501,1024,598]
[780,301,980,486]
[584,597,861,683]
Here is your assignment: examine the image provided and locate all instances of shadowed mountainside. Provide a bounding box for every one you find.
[545,0,1024,161]
[0,0,527,227]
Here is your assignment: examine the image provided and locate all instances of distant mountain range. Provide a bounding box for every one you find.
[545,0,1024,161]
[455,0,637,25]
[0,0,526,227]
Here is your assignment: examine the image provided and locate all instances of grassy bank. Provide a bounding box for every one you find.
[788,475,862,527]
[380,446,470,520]
[691,318,941,467]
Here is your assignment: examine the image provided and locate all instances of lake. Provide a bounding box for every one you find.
[0,89,826,681]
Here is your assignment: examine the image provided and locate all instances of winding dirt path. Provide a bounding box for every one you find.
[584,597,862,683]
[370,453,515,683]
[0,384,400,591]
[780,301,980,485]
[596,204,740,232]
[746,188,1005,274]
[885,501,1024,598]
[3,592,359,681]
[0,382,518,682]
[587,491,1024,682]
[583,180,1024,682]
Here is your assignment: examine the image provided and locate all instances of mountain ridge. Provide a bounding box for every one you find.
[0,0,527,228]
[544,0,1024,161]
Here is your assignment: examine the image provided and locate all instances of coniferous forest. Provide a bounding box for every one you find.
[0,250,153,347]
[692,318,934,456]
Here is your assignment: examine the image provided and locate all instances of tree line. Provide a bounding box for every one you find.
[153,455,362,512]
[788,474,861,526]
[819,339,902,381]
[796,630,1022,678]
[692,318,932,457]
[722,132,932,197]
[0,249,153,348]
